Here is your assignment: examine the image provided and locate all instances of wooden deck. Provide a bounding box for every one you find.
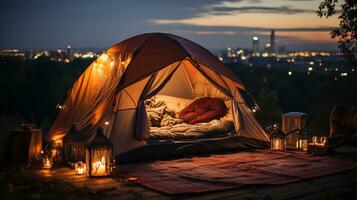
[31,148,357,200]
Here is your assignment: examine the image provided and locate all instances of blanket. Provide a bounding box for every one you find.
[117,150,357,195]
[150,119,234,140]
[145,97,182,127]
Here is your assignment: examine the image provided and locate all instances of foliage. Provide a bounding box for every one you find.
[255,90,282,128]
[228,62,357,135]
[0,58,90,133]
[318,0,357,61]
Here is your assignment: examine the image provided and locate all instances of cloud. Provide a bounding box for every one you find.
[210,6,314,14]
[151,23,336,33]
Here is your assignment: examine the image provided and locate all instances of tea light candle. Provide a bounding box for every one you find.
[312,136,318,144]
[320,136,327,145]
[75,161,86,175]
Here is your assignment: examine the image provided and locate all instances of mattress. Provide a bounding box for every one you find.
[149,119,235,140]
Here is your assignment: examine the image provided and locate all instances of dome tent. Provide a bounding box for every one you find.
[48,33,269,156]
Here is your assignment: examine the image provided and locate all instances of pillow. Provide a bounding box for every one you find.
[178,97,227,124]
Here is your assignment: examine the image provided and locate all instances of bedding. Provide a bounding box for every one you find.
[178,97,227,124]
[146,96,234,141]
[150,119,234,140]
[145,97,182,127]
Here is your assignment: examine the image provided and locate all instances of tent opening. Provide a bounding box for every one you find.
[144,59,236,141]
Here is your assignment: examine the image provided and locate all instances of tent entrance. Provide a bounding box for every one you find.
[142,60,236,141]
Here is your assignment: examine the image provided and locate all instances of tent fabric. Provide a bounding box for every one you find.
[48,33,269,156]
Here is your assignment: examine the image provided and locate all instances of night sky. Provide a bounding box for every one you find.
[0,0,339,51]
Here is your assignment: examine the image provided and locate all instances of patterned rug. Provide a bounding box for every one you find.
[117,150,356,195]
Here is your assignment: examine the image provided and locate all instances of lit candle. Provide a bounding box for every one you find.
[75,161,86,175]
[320,137,327,145]
[312,136,318,144]
[43,157,52,169]
[274,138,282,150]
[92,157,106,176]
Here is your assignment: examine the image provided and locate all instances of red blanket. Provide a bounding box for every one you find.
[178,97,227,124]
[118,151,356,195]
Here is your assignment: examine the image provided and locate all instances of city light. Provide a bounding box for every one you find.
[288,71,293,76]
[262,53,269,57]
[308,67,313,71]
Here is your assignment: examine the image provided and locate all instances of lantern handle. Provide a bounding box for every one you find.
[283,128,300,137]
[303,112,314,131]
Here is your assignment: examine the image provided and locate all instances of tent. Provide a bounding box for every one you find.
[48,33,269,156]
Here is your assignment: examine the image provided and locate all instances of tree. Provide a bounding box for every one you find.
[255,90,282,128]
[317,0,357,61]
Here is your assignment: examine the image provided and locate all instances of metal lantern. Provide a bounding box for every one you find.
[75,161,86,175]
[42,154,53,169]
[63,124,85,163]
[282,112,305,149]
[270,128,286,152]
[296,130,308,152]
[50,139,63,163]
[86,127,113,177]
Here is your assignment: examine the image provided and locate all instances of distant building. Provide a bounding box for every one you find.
[277,45,286,54]
[270,30,275,54]
[264,43,271,53]
[66,45,73,62]
[252,36,259,53]
[0,49,25,58]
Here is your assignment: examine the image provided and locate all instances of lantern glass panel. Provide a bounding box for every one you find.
[296,138,308,152]
[86,146,112,177]
[271,137,286,151]
[64,143,85,162]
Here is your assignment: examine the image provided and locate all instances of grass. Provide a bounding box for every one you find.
[0,166,105,200]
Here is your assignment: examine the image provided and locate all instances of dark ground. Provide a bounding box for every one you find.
[2,146,357,200]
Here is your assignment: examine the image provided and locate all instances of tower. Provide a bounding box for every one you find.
[252,36,259,53]
[66,45,73,62]
[270,30,275,54]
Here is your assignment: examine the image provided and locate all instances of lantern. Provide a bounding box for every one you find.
[50,139,63,162]
[43,154,53,169]
[296,130,308,152]
[63,124,85,163]
[86,127,113,177]
[270,128,286,152]
[282,112,306,149]
[75,161,86,175]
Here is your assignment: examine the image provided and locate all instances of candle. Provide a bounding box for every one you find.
[92,157,106,176]
[273,138,282,150]
[75,161,86,175]
[312,136,318,144]
[320,137,327,145]
[43,157,52,169]
[296,139,308,151]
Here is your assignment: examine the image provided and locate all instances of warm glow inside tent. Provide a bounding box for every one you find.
[48,33,269,156]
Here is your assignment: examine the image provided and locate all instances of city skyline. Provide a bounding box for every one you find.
[0,0,339,51]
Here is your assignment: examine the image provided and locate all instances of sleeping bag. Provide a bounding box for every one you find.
[179,97,227,124]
